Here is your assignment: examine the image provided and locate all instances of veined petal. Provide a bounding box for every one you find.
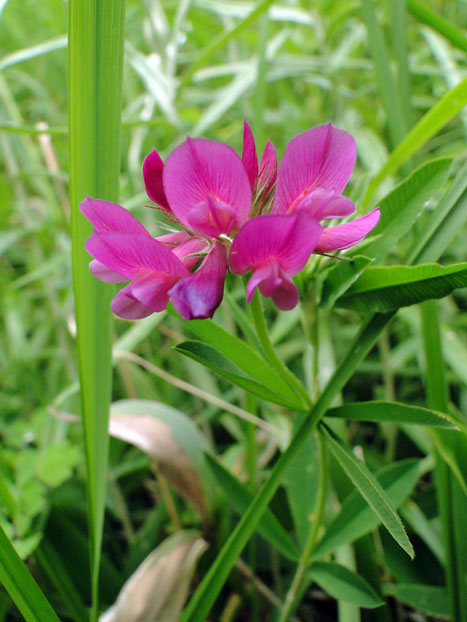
[169,241,228,320]
[258,140,277,195]
[155,230,191,245]
[143,149,171,210]
[125,269,180,312]
[229,211,322,276]
[242,119,258,190]
[163,137,252,236]
[315,208,380,253]
[111,290,153,319]
[80,196,150,235]
[293,188,355,221]
[86,232,188,280]
[89,260,126,283]
[229,215,298,275]
[273,123,357,214]
[173,237,209,270]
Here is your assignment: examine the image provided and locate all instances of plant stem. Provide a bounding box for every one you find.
[180,312,394,622]
[249,292,312,409]
[279,433,327,622]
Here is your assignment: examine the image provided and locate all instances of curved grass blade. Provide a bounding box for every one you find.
[69,1,126,619]
[363,78,467,206]
[0,523,60,622]
[407,0,467,53]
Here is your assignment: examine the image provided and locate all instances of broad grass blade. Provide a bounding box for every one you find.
[0,523,60,622]
[69,1,126,618]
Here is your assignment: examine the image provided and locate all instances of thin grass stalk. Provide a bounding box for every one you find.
[407,0,467,53]
[420,300,467,621]
[69,1,126,619]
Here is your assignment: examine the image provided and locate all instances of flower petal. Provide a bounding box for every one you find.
[229,211,322,276]
[245,259,299,310]
[143,149,171,210]
[80,196,150,235]
[89,260,126,283]
[293,188,355,220]
[125,269,180,312]
[169,241,228,320]
[258,140,277,195]
[86,232,188,280]
[273,123,357,214]
[163,137,252,236]
[271,275,299,311]
[111,290,153,319]
[315,208,380,253]
[242,119,258,190]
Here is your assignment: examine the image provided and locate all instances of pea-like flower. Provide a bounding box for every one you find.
[81,122,380,320]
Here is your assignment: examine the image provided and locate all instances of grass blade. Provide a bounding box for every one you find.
[363,78,467,206]
[0,524,60,622]
[407,0,467,53]
[69,1,126,619]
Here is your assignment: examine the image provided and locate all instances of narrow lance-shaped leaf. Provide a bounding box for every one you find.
[310,562,384,608]
[320,425,414,558]
[0,523,60,622]
[337,263,467,313]
[326,401,460,429]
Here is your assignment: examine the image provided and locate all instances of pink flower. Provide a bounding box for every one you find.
[229,211,322,310]
[273,122,380,252]
[81,122,381,320]
[80,197,215,320]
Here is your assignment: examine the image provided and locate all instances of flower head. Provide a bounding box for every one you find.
[81,122,380,320]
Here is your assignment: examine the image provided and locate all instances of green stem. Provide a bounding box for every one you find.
[180,312,394,622]
[250,292,312,409]
[420,300,467,621]
[279,434,327,622]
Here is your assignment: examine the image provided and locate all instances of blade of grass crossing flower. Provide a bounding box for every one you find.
[0,523,60,622]
[421,300,467,621]
[69,1,126,619]
[363,78,467,207]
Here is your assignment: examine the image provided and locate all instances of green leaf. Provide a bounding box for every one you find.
[383,583,450,618]
[311,562,384,609]
[204,453,299,562]
[320,428,414,558]
[284,418,318,546]
[363,158,452,262]
[314,459,422,559]
[0,523,60,622]
[175,341,302,408]
[363,78,467,206]
[326,401,459,429]
[179,318,299,405]
[69,1,126,618]
[36,443,81,488]
[406,161,467,266]
[337,263,467,313]
[320,256,374,310]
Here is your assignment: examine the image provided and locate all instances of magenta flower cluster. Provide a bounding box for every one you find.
[81,122,380,321]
